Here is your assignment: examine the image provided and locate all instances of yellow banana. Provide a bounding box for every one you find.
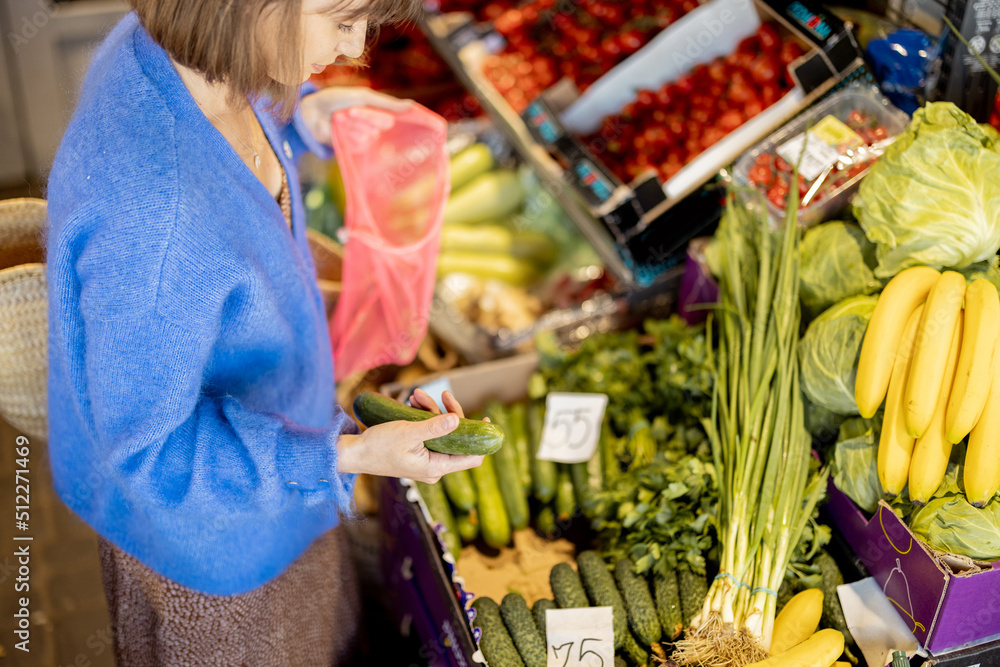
[905,271,966,437]
[855,266,940,418]
[965,334,1000,507]
[909,317,963,504]
[946,278,1000,443]
[879,305,924,497]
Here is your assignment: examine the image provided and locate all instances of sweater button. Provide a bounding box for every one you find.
[283,141,293,159]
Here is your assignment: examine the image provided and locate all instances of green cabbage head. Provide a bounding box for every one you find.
[799,221,880,317]
[799,294,878,415]
[854,102,1000,278]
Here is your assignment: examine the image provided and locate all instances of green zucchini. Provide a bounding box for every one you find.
[456,507,479,543]
[444,169,524,226]
[437,251,538,286]
[529,402,557,503]
[601,419,621,486]
[472,596,525,667]
[555,465,576,522]
[442,470,477,512]
[536,505,557,538]
[550,562,588,609]
[532,598,556,638]
[450,143,495,192]
[441,224,557,265]
[501,593,547,667]
[653,568,683,641]
[621,630,649,666]
[415,481,460,559]
[614,558,661,647]
[507,402,533,493]
[816,550,855,647]
[470,455,511,548]
[576,551,627,649]
[352,392,504,456]
[486,402,529,531]
[678,569,708,628]
[569,455,602,517]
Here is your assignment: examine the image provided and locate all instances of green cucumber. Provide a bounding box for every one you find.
[532,598,556,638]
[816,550,855,647]
[576,551,627,649]
[653,568,683,641]
[678,569,708,628]
[621,630,649,666]
[555,464,576,522]
[442,470,477,512]
[529,402,557,503]
[352,392,504,455]
[486,402,529,531]
[550,562,588,609]
[472,596,525,667]
[471,455,511,548]
[501,593,547,667]
[508,402,533,493]
[415,481,460,558]
[456,507,479,543]
[614,558,661,647]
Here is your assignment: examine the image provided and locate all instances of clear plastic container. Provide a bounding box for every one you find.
[733,85,910,227]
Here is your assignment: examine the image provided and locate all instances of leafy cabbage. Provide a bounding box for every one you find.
[910,495,1000,562]
[799,221,880,317]
[831,416,882,513]
[854,102,1000,278]
[799,295,878,415]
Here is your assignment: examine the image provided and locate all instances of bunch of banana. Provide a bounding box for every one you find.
[855,267,1000,507]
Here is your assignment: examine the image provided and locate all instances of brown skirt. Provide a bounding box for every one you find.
[98,527,361,667]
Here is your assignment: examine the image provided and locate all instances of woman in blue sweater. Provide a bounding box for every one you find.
[46,0,482,663]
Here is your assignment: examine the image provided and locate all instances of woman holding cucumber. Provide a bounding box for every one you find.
[46,0,482,664]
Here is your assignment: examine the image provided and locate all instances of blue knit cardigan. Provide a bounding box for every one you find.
[46,13,358,595]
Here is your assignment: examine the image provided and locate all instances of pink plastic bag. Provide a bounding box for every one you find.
[328,104,449,381]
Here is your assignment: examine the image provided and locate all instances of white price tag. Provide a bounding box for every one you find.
[776,130,841,181]
[536,393,608,463]
[409,377,454,412]
[545,607,614,667]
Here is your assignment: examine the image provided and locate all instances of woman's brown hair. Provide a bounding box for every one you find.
[127,0,421,118]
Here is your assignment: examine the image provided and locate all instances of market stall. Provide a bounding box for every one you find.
[298,1,1000,665]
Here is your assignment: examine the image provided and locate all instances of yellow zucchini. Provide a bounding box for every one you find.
[749,629,844,667]
[771,589,824,655]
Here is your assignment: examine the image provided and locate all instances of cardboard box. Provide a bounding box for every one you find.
[379,355,541,666]
[826,479,1000,653]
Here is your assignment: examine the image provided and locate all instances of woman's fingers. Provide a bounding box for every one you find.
[409,388,441,414]
[441,390,466,419]
[421,452,485,482]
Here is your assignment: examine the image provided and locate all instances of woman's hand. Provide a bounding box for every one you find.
[299,87,413,147]
[336,389,485,483]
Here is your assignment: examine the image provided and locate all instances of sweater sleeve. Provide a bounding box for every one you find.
[285,81,334,161]
[81,307,357,520]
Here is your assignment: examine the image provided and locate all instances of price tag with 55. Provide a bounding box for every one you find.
[536,393,608,464]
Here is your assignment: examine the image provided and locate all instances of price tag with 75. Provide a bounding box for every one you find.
[536,393,608,464]
[546,606,614,667]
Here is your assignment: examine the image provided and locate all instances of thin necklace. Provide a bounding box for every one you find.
[209,107,261,170]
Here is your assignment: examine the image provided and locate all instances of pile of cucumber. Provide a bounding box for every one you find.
[471,553,709,667]
[414,398,607,557]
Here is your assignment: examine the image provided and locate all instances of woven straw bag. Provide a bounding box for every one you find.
[305,227,343,318]
[0,198,48,440]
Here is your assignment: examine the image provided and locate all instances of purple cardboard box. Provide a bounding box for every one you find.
[381,476,480,667]
[826,479,1000,652]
